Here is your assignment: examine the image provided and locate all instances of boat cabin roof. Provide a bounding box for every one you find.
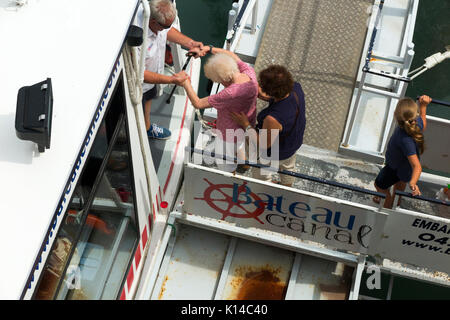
[0,0,139,299]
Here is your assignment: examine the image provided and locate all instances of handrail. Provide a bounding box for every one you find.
[416,96,450,107]
[188,147,387,199]
[232,0,250,34]
[362,67,411,83]
[395,190,450,206]
[363,0,385,70]
[362,0,416,84]
[225,0,255,51]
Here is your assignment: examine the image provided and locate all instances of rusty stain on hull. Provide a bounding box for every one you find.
[228,265,287,300]
[158,276,169,300]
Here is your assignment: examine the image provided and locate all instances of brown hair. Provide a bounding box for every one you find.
[258,65,294,100]
[394,97,425,154]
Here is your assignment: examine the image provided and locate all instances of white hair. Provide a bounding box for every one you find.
[204,53,239,84]
[149,0,177,24]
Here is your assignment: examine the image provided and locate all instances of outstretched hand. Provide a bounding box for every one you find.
[418,95,432,106]
[410,184,422,197]
[180,77,191,88]
[230,112,250,129]
[189,40,204,50]
[187,40,205,58]
[188,47,205,58]
[172,71,189,86]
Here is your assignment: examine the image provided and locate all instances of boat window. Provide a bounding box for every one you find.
[33,73,139,300]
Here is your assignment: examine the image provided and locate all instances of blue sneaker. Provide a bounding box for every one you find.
[147,123,171,140]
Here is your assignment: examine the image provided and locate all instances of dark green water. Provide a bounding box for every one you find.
[177,0,231,98]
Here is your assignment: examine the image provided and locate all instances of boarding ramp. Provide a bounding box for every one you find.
[253,0,374,152]
[202,0,377,152]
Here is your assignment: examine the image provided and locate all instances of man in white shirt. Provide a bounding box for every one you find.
[139,0,205,139]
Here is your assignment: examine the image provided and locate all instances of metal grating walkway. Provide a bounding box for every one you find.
[254,0,373,152]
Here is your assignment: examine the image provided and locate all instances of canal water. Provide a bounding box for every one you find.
[176,0,231,99]
[176,0,450,300]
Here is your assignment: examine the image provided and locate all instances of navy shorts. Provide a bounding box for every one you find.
[375,165,401,190]
[142,86,157,105]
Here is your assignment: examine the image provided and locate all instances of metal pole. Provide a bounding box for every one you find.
[232,2,240,14]
[226,9,237,50]
[398,49,415,97]
[166,54,193,104]
[251,0,258,34]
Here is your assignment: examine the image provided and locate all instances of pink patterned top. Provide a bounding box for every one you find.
[208,61,258,142]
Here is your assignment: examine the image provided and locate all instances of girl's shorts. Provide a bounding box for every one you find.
[375,165,401,190]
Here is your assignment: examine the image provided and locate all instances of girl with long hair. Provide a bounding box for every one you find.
[374,95,432,208]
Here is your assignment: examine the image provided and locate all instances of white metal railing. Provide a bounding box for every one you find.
[226,0,258,51]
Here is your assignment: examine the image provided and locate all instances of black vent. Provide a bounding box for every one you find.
[15,78,53,152]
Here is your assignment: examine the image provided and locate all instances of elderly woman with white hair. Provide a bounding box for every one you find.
[182,46,258,172]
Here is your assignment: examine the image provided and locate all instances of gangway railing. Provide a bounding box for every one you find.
[226,0,258,51]
[418,97,450,108]
[207,0,258,97]
[188,146,450,210]
[187,147,387,201]
[395,190,450,207]
[360,0,416,87]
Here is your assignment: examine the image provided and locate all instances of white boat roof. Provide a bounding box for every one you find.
[0,0,139,299]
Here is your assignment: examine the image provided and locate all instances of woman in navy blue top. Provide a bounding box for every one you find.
[374,95,431,208]
[231,65,306,186]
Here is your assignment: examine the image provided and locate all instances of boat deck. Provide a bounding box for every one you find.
[254,0,373,152]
